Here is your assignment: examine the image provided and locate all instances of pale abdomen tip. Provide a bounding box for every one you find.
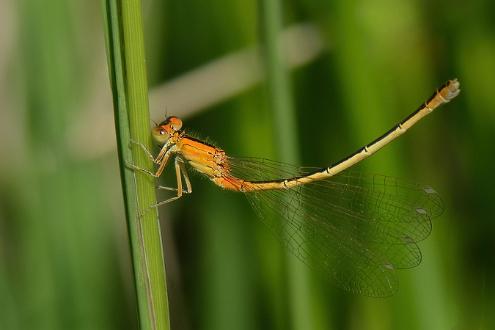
[443,78,461,101]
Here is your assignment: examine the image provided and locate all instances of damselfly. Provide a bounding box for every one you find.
[131,79,460,297]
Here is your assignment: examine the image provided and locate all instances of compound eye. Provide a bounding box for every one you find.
[169,117,183,131]
[159,129,166,135]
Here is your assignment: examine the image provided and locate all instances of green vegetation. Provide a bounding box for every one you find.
[1,0,494,329]
[104,0,170,328]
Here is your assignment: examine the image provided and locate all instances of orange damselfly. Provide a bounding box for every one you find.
[131,79,460,297]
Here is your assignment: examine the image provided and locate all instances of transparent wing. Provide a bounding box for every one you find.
[226,157,444,297]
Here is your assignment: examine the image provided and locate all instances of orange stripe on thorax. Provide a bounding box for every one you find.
[176,136,288,192]
[176,136,228,178]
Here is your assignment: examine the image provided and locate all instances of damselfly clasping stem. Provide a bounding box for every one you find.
[133,79,460,297]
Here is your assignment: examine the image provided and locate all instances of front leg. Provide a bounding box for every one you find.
[129,139,172,165]
[129,139,157,164]
[127,147,173,178]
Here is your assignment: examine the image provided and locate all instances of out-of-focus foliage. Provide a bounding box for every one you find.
[0,0,494,329]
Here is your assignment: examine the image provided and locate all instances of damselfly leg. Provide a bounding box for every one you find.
[127,142,192,211]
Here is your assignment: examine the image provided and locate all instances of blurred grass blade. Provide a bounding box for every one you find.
[103,0,170,329]
[257,1,327,329]
[148,23,324,121]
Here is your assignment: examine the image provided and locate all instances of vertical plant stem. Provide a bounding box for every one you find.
[104,0,170,329]
[258,0,298,163]
[257,1,319,329]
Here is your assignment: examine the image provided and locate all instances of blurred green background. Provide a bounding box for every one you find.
[1,0,494,329]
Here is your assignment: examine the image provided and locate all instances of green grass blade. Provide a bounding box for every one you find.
[258,0,299,163]
[257,1,327,329]
[103,0,170,329]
